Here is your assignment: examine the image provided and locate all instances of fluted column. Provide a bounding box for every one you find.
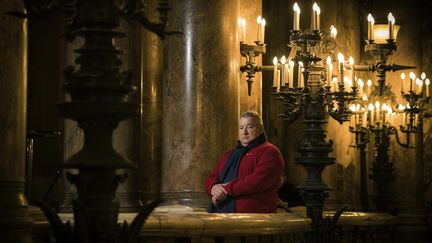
[0,0,33,242]
[162,0,240,207]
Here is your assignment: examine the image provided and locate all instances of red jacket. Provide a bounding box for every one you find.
[205,141,285,213]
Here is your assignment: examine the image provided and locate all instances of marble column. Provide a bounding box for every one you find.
[161,0,240,207]
[138,0,164,204]
[0,0,33,242]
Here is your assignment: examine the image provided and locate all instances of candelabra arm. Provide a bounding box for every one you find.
[389,64,416,72]
[353,64,374,72]
[392,126,413,149]
[121,0,179,39]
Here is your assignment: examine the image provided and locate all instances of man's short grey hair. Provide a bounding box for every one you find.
[240,110,264,127]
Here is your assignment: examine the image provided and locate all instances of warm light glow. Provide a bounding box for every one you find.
[330,25,337,38]
[426,78,430,85]
[416,78,423,86]
[326,56,332,65]
[362,94,368,100]
[338,52,344,63]
[421,72,426,80]
[375,101,380,108]
[280,55,286,64]
[398,104,405,111]
[358,79,364,87]
[289,60,294,67]
[368,103,375,111]
[273,56,278,65]
[373,23,401,44]
[367,79,372,86]
[349,104,356,112]
[313,3,320,14]
[410,72,416,80]
[293,2,300,13]
[401,72,406,80]
[349,56,354,65]
[382,103,387,110]
[257,15,262,24]
[388,13,395,25]
[387,106,393,113]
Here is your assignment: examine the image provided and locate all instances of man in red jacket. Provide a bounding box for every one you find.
[205,111,285,213]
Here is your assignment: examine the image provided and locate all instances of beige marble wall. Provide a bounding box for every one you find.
[161,0,241,207]
[0,0,33,241]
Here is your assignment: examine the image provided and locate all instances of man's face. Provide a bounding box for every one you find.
[239,117,263,146]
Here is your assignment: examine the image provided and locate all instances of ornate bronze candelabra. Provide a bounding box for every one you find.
[240,41,266,96]
[31,0,173,242]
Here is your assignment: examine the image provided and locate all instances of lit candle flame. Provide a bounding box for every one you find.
[426,78,430,85]
[367,13,374,24]
[401,72,405,79]
[421,72,426,80]
[338,52,344,63]
[409,72,416,80]
[293,2,300,13]
[326,56,332,65]
[257,15,262,24]
[367,79,372,86]
[273,56,278,65]
[388,12,395,24]
[330,25,337,37]
[280,55,286,64]
[358,79,364,87]
[313,2,320,14]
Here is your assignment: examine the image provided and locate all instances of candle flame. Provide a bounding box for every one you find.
[349,56,354,65]
[388,12,395,24]
[273,56,278,65]
[330,25,337,37]
[257,15,262,24]
[401,72,405,79]
[358,79,364,87]
[338,52,344,63]
[261,18,266,26]
[367,13,374,24]
[313,3,320,14]
[280,55,287,64]
[349,104,356,112]
[289,59,294,67]
[409,72,416,80]
[363,94,368,100]
[293,2,300,13]
[326,56,332,65]
[426,78,430,85]
[368,103,375,111]
[398,104,405,110]
[387,107,393,113]
[241,18,246,27]
[367,79,372,86]
[375,101,380,108]
[421,72,426,80]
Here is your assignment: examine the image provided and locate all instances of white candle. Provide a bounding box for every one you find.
[280,56,287,86]
[367,14,374,40]
[409,72,416,92]
[388,13,395,40]
[272,57,278,87]
[293,2,301,30]
[367,79,372,95]
[240,18,246,43]
[289,60,294,88]
[326,56,332,86]
[276,69,281,92]
[349,56,355,87]
[338,52,344,84]
[368,103,375,124]
[426,78,430,97]
[362,112,367,127]
[375,101,380,124]
[257,16,262,42]
[400,72,405,93]
[261,18,266,42]
[330,25,337,38]
[312,3,320,30]
[358,79,364,96]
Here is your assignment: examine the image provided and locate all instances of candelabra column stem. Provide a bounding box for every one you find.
[415,115,425,210]
[358,140,370,211]
[369,128,395,212]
